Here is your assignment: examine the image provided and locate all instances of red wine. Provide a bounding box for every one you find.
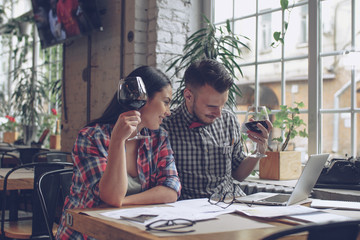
[245,120,268,134]
[121,99,147,110]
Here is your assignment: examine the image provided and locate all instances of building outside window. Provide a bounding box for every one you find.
[212,0,360,159]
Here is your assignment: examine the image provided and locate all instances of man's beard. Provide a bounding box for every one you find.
[191,104,213,125]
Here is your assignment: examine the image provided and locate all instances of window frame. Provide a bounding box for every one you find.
[209,0,359,156]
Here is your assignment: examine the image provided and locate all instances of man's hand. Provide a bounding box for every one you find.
[246,119,273,155]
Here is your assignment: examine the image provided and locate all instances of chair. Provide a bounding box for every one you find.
[31,151,71,163]
[36,168,73,240]
[0,152,22,168]
[262,219,360,240]
[0,143,18,167]
[22,151,70,214]
[0,162,73,240]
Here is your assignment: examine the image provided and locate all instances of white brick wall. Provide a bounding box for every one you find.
[133,0,191,82]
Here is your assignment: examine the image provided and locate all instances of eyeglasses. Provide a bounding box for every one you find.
[145,218,195,233]
[208,184,252,208]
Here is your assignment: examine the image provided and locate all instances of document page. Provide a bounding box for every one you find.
[311,199,360,211]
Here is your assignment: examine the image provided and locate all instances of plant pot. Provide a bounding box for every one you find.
[3,131,19,143]
[50,135,61,150]
[259,151,302,180]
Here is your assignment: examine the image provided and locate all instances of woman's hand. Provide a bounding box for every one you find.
[112,110,141,142]
[101,110,141,207]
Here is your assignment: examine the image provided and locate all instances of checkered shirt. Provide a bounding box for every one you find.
[162,102,246,200]
[56,124,181,240]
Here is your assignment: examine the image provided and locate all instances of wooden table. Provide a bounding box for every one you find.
[0,168,34,190]
[66,207,302,240]
[0,168,34,221]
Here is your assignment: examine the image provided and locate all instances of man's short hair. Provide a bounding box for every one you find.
[184,59,233,93]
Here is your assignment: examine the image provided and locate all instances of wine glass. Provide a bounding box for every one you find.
[241,106,269,158]
[117,76,149,141]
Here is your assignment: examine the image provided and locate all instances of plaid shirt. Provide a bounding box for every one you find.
[56,124,181,240]
[162,102,246,200]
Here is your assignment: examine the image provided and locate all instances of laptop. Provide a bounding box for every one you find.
[236,153,330,206]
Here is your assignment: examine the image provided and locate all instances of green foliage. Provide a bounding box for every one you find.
[271,0,293,48]
[12,68,48,126]
[8,22,62,128]
[269,101,308,151]
[166,16,250,108]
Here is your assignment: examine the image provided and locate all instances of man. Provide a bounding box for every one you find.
[163,59,272,199]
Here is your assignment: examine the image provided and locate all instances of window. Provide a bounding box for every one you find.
[211,0,360,158]
[0,1,63,143]
[299,5,308,44]
[260,11,272,52]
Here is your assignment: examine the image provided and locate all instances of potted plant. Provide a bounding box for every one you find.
[12,66,48,145]
[259,102,308,180]
[166,16,250,108]
[1,115,19,143]
[42,108,61,150]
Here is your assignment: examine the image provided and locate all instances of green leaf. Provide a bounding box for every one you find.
[273,31,281,41]
[280,0,289,10]
[284,22,288,30]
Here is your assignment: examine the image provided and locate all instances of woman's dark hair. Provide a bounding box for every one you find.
[87,66,171,126]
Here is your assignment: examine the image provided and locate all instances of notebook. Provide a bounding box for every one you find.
[236,153,330,206]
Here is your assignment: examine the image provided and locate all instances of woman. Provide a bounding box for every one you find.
[56,66,181,239]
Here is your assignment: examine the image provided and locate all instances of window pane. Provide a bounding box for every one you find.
[321,0,351,52]
[322,113,352,157]
[234,18,256,63]
[258,63,282,109]
[284,4,309,58]
[322,55,351,109]
[214,0,233,23]
[259,11,282,61]
[234,0,255,17]
[258,0,280,11]
[236,65,255,106]
[259,12,272,52]
[284,59,309,106]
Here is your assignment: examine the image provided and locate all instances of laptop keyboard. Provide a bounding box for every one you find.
[263,194,290,203]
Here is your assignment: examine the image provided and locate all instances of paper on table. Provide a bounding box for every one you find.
[84,208,275,237]
[99,198,242,225]
[311,199,360,211]
[286,211,352,223]
[237,205,318,218]
[167,198,250,212]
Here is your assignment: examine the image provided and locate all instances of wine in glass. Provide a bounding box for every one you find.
[241,106,269,158]
[117,76,148,141]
